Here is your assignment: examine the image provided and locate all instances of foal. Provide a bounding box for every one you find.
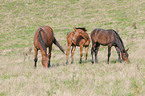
[66,27,90,64]
[91,28,129,64]
[34,26,65,68]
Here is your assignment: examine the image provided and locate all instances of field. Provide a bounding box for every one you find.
[0,0,145,96]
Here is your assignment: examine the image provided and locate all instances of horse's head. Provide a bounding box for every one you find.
[72,27,87,41]
[42,55,50,67]
[121,48,130,63]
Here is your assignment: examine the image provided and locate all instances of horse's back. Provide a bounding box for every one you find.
[42,26,54,45]
[91,28,104,42]
[91,28,115,45]
[34,26,54,49]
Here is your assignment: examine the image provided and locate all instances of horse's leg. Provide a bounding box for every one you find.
[107,45,112,64]
[79,45,83,64]
[34,47,38,68]
[48,45,52,67]
[95,44,100,64]
[85,46,89,60]
[115,46,121,63]
[91,47,94,64]
[71,46,76,64]
[66,44,71,64]
[91,42,96,64]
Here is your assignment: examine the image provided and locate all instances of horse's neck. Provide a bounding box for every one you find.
[116,38,125,51]
[40,47,47,57]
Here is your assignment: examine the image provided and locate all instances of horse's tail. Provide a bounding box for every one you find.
[54,37,65,54]
[38,28,47,56]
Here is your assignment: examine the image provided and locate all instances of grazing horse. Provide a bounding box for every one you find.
[91,28,129,64]
[34,26,65,68]
[66,27,90,64]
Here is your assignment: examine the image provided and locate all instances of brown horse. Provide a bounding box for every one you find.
[91,28,129,64]
[34,26,65,68]
[66,27,90,64]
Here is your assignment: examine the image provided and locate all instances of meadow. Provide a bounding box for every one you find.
[0,0,145,95]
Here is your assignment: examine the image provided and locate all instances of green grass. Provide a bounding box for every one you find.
[0,0,145,96]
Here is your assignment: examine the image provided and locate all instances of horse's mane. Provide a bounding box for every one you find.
[109,29,125,48]
[75,27,87,32]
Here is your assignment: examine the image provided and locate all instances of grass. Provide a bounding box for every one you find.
[0,0,145,96]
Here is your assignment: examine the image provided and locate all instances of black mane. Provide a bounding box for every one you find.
[76,27,87,31]
[111,30,125,49]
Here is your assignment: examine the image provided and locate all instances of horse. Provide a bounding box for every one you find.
[66,27,90,64]
[90,28,129,64]
[34,26,65,68]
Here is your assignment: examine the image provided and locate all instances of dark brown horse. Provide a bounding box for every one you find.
[66,27,90,64]
[34,26,65,68]
[91,28,129,64]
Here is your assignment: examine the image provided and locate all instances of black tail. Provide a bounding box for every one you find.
[54,37,65,54]
[38,28,47,56]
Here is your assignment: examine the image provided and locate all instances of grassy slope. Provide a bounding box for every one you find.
[0,0,145,96]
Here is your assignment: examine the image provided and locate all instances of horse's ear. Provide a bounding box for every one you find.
[126,48,129,51]
[84,28,87,31]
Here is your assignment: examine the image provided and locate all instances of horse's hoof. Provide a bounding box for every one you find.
[91,61,94,64]
[48,64,51,68]
[119,60,122,63]
[66,61,68,65]
[71,61,73,64]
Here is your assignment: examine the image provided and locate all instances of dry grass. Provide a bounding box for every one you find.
[0,0,145,96]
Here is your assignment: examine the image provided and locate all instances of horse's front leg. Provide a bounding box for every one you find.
[79,40,85,64]
[115,46,122,63]
[85,46,89,60]
[80,45,83,64]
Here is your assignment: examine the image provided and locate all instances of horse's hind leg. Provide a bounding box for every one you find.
[107,45,112,64]
[48,46,52,67]
[91,43,96,64]
[95,44,100,64]
[71,46,76,64]
[115,46,121,63]
[34,48,38,68]
[91,47,94,64]
[85,46,89,60]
